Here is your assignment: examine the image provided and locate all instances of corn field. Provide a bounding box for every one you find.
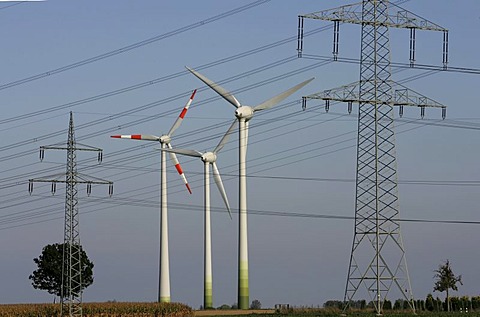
[0,302,193,317]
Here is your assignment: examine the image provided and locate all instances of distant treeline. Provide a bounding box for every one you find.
[324,294,480,312]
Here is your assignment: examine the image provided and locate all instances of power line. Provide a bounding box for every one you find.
[2,101,478,226]
[3,113,477,230]
[0,25,330,126]
[1,0,476,232]
[301,54,480,76]
[0,0,271,92]
[2,195,479,232]
[3,97,476,200]
[1,0,411,126]
[4,53,479,169]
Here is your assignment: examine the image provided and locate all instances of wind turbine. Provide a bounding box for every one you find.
[164,120,236,309]
[111,90,196,303]
[186,67,314,309]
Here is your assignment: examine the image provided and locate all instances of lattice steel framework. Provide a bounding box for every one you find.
[298,1,447,314]
[29,112,113,317]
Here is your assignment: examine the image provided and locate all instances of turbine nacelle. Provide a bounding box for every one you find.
[235,106,255,121]
[201,152,217,163]
[159,135,171,144]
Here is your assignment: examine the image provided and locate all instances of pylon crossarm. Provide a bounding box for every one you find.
[29,177,111,185]
[29,174,65,183]
[393,84,445,108]
[304,81,361,103]
[41,144,102,152]
[303,80,446,118]
[76,173,113,185]
[74,142,103,151]
[300,2,363,23]
[40,144,104,163]
[301,1,447,32]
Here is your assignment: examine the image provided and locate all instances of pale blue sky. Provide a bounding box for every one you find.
[1,0,479,309]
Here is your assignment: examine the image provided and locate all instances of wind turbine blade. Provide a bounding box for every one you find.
[168,89,197,136]
[162,147,203,158]
[186,66,241,108]
[213,120,237,154]
[253,77,315,111]
[212,162,232,219]
[110,134,159,141]
[167,143,192,194]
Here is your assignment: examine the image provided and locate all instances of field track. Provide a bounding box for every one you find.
[195,309,275,316]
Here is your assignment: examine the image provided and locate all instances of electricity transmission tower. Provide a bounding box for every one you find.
[298,1,447,314]
[29,112,113,317]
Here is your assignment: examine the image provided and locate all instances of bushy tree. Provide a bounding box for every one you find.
[29,243,94,297]
[433,259,462,312]
[436,296,444,312]
[383,300,392,310]
[425,293,435,311]
[250,299,261,309]
[393,299,403,310]
[359,299,366,310]
[323,300,343,309]
[472,296,480,311]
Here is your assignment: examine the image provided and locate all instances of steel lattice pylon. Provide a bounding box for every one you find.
[62,112,83,317]
[351,2,409,312]
[298,0,447,314]
[29,112,113,317]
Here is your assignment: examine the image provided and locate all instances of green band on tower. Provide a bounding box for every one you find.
[238,261,249,309]
[204,280,213,309]
[159,296,171,303]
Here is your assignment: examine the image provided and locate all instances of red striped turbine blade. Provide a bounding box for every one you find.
[110,134,159,141]
[168,89,197,136]
[168,144,192,194]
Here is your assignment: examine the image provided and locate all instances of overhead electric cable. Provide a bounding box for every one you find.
[2,197,479,232]
[0,0,411,125]
[0,0,271,92]
[2,111,469,227]
[302,54,480,75]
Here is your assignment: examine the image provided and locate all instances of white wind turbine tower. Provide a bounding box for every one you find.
[186,67,313,309]
[164,120,236,309]
[111,90,196,303]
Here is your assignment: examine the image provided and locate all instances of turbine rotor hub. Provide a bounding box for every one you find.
[159,135,171,144]
[235,106,254,121]
[201,152,217,163]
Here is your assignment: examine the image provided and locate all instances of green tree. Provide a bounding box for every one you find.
[250,299,262,310]
[393,299,403,310]
[425,293,434,311]
[433,259,462,312]
[383,300,392,310]
[29,243,94,297]
[472,296,480,311]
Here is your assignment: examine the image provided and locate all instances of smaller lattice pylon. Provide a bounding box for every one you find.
[28,112,113,317]
[302,80,447,119]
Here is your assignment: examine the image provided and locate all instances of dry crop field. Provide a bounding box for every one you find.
[0,302,193,317]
